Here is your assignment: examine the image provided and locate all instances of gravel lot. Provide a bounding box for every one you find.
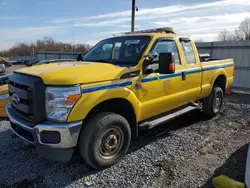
[0,93,250,188]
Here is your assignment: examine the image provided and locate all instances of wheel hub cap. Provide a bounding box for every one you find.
[215,98,220,109]
[98,127,124,159]
[105,134,118,150]
[213,94,221,112]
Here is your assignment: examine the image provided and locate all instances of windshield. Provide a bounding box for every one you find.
[83,36,151,67]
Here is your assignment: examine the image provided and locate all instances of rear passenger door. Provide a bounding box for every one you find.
[179,38,202,102]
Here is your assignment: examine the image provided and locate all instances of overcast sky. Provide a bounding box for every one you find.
[0,0,250,50]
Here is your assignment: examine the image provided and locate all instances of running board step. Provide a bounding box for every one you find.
[139,106,198,130]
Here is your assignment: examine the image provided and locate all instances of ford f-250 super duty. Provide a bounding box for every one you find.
[6,27,234,169]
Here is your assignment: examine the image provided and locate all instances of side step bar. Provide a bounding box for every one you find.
[139,105,198,130]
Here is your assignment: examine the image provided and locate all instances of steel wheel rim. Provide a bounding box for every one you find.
[98,127,124,159]
[213,93,221,113]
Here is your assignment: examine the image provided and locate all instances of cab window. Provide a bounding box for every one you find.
[145,39,181,73]
[181,41,196,64]
[150,40,180,65]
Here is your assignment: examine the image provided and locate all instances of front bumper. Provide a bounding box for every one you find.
[6,104,82,161]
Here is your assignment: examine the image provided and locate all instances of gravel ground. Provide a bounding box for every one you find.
[0,94,250,188]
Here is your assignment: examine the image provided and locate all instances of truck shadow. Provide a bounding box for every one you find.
[129,110,209,154]
[0,110,210,188]
[200,143,248,188]
[73,110,206,160]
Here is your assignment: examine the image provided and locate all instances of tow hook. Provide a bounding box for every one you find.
[12,134,17,139]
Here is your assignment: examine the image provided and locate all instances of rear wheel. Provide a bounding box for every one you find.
[78,112,131,169]
[203,86,223,117]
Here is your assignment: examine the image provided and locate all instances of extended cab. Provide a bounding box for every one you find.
[6,27,234,168]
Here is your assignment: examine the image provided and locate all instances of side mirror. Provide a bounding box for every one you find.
[0,73,11,85]
[158,53,175,74]
[76,54,83,61]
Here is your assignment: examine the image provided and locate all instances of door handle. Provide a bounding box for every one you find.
[182,72,186,80]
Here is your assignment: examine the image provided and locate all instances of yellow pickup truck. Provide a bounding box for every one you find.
[6,27,234,168]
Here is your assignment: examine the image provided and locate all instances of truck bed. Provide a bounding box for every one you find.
[201,59,234,71]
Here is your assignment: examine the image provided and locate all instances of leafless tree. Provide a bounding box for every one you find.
[217,30,235,41]
[74,44,92,52]
[217,17,250,41]
[0,37,92,57]
[237,17,250,40]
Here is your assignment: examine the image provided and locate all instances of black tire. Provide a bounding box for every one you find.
[203,86,223,117]
[78,112,131,169]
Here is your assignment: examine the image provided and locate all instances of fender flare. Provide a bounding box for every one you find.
[67,87,142,122]
[208,68,227,94]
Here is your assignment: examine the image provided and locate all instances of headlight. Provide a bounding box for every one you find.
[0,93,9,100]
[45,86,81,122]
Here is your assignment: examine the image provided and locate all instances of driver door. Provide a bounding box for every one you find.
[136,38,187,120]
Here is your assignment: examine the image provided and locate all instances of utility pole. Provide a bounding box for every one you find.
[131,0,135,32]
[72,22,75,53]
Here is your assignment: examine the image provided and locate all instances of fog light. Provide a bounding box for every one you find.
[40,131,60,144]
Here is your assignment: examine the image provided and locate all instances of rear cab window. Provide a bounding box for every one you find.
[180,40,196,64]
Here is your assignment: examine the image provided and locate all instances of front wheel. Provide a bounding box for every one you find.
[203,86,224,117]
[78,112,131,169]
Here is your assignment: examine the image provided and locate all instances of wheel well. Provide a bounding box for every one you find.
[213,75,226,93]
[85,98,138,138]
